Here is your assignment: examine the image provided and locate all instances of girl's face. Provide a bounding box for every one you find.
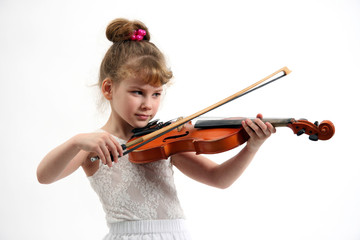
[111,76,163,130]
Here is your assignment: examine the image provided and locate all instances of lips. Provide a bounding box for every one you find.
[135,114,150,121]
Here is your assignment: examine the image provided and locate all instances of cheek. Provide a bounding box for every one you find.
[121,97,138,114]
[112,94,133,114]
[152,99,161,112]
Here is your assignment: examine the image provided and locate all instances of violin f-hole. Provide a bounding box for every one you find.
[162,131,190,142]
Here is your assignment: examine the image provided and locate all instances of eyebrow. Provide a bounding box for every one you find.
[154,87,163,92]
[127,84,163,92]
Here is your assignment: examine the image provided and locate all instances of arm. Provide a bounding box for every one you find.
[171,114,276,189]
[36,132,123,184]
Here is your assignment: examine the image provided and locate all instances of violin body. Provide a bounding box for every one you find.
[128,121,248,164]
[127,118,335,164]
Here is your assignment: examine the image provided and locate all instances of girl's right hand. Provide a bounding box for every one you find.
[74,132,123,167]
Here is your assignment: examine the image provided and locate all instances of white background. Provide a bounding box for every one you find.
[1,0,359,239]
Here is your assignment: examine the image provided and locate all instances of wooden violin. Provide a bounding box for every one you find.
[90,67,335,164]
[126,118,335,164]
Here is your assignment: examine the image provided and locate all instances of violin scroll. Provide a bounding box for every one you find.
[288,119,335,141]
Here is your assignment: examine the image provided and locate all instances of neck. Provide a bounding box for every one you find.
[102,113,134,140]
[194,118,294,129]
[261,118,294,127]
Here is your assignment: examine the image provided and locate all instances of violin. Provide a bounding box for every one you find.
[126,118,335,164]
[90,67,335,164]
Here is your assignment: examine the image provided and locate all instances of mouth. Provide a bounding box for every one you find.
[135,114,151,121]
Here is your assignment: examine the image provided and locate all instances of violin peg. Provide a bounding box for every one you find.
[314,121,319,126]
[297,128,306,136]
[309,134,319,141]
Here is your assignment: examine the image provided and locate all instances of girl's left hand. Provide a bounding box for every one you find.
[242,113,276,152]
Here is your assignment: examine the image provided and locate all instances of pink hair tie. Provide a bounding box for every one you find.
[131,29,146,41]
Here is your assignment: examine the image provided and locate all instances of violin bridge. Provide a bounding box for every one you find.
[176,116,186,132]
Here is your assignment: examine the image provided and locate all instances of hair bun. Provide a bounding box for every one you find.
[106,18,150,43]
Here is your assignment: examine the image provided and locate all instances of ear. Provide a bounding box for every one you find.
[101,78,113,100]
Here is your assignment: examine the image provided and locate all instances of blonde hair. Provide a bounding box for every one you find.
[99,18,173,88]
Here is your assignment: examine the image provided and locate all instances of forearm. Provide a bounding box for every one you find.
[37,136,81,184]
[173,144,260,189]
[212,144,258,189]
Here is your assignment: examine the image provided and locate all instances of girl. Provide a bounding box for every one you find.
[37,18,276,240]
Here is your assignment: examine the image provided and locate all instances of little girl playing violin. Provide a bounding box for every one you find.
[36,18,276,240]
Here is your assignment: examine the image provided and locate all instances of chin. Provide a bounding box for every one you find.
[132,121,149,129]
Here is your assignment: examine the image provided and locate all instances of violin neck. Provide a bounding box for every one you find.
[263,118,294,127]
[194,118,294,129]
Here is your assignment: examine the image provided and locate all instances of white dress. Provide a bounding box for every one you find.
[88,135,191,239]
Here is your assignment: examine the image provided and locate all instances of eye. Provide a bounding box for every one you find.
[132,91,143,95]
[153,92,162,97]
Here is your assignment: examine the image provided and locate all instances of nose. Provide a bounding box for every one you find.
[140,96,152,110]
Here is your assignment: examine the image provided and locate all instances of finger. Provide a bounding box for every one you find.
[106,138,120,163]
[244,118,273,139]
[100,143,112,167]
[95,146,107,165]
[254,118,274,138]
[111,137,124,159]
[253,118,268,132]
[246,118,262,137]
[266,122,276,134]
[242,119,257,138]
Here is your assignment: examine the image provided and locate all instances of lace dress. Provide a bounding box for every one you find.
[87,136,185,225]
